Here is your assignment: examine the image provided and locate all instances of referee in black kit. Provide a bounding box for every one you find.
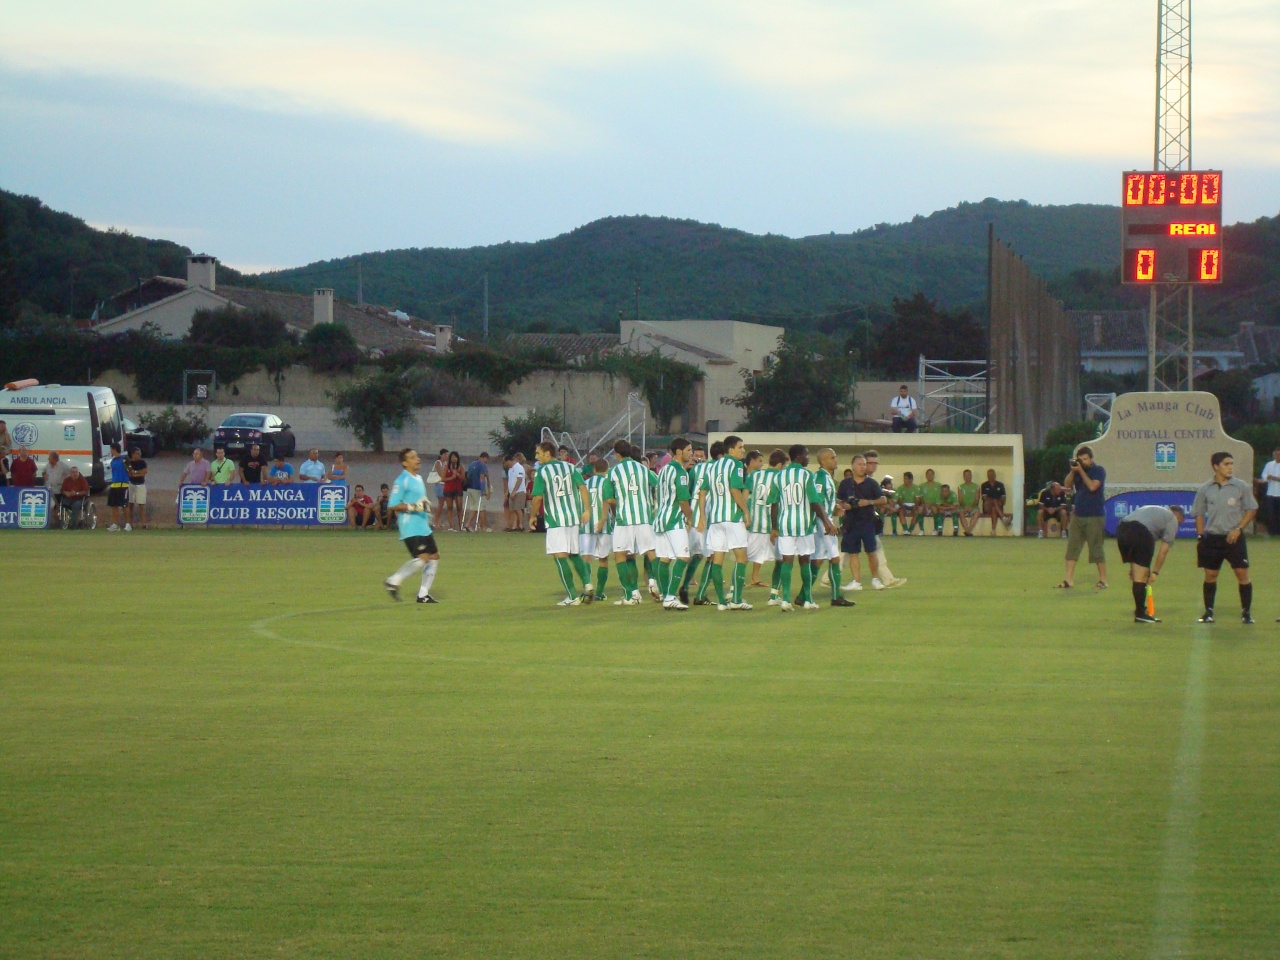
[1117,504,1185,623]
[1189,451,1258,624]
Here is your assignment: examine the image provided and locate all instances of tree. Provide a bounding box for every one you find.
[303,322,361,373]
[871,293,986,379]
[188,306,292,349]
[332,372,414,452]
[0,200,18,328]
[733,333,855,431]
[489,407,564,457]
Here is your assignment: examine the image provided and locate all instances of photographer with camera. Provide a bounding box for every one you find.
[1057,446,1108,589]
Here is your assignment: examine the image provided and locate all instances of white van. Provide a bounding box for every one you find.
[0,381,125,491]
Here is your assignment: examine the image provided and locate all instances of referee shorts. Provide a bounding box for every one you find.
[1116,520,1156,568]
[1197,533,1249,571]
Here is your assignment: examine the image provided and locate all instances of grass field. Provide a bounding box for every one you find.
[2,530,1278,959]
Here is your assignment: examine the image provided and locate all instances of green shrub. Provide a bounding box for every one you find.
[1043,420,1103,448]
[137,406,208,450]
[303,323,361,373]
[1024,444,1075,498]
[1234,422,1280,469]
[489,407,564,458]
[332,372,414,452]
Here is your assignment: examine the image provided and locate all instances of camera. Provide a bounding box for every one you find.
[1069,458,1079,467]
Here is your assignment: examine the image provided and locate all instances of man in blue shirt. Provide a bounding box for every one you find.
[463,452,491,532]
[1059,445,1108,589]
[106,443,130,531]
[384,448,441,604]
[266,455,294,485]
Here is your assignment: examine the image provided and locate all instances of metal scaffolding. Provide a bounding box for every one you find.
[917,357,987,432]
[541,392,647,462]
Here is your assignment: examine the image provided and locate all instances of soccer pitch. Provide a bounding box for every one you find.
[2,531,1277,959]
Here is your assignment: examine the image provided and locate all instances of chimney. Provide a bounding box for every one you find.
[313,288,334,326]
[187,255,217,291]
[433,324,453,354]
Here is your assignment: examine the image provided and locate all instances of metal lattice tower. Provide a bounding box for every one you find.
[1147,0,1195,391]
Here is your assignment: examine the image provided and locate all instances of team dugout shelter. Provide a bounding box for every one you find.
[734,433,1026,536]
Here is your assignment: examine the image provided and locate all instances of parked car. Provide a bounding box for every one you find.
[212,413,297,459]
[121,416,159,457]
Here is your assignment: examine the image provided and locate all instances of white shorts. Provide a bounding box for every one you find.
[777,534,814,558]
[612,523,655,556]
[579,532,612,560]
[746,531,776,564]
[654,527,690,561]
[129,484,147,505]
[707,520,749,554]
[814,532,840,562]
[545,526,580,555]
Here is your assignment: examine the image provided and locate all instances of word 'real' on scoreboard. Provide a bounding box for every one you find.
[1122,170,1223,284]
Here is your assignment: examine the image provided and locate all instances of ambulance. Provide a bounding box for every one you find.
[0,380,126,491]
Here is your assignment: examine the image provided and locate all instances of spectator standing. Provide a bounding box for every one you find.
[440,451,464,531]
[239,444,266,485]
[60,465,91,529]
[430,448,449,528]
[347,484,377,529]
[328,452,350,484]
[180,448,212,486]
[1037,481,1071,538]
[106,443,130,531]
[464,452,491,532]
[1256,447,1280,536]
[209,447,237,486]
[889,385,919,433]
[42,451,70,512]
[9,447,37,486]
[980,469,1011,537]
[507,453,528,531]
[298,449,326,483]
[1060,446,1107,589]
[266,455,294,485]
[1190,452,1258,624]
[126,447,149,529]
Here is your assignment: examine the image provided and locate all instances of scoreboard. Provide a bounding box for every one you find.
[1121,170,1222,284]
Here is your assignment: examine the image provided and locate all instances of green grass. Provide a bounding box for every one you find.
[2,530,1278,959]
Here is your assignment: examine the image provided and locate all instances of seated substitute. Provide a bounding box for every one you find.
[1117,504,1185,624]
[957,469,982,537]
[980,469,1012,536]
[1037,481,1070,538]
[896,472,923,536]
[935,483,960,536]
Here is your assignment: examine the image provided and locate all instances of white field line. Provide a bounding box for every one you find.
[1150,627,1211,960]
[250,605,1174,692]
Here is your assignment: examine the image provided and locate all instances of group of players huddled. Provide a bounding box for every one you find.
[524,435,907,611]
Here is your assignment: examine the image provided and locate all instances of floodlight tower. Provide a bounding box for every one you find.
[1148,0,1194,391]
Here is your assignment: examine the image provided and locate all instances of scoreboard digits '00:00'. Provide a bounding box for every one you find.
[1121,171,1223,285]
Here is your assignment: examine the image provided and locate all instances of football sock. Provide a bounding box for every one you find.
[669,559,688,598]
[572,555,591,589]
[418,559,438,598]
[779,561,794,602]
[933,514,942,532]
[951,514,960,532]
[1240,582,1253,612]
[829,562,842,600]
[657,560,671,597]
[1132,581,1147,615]
[770,562,783,593]
[554,557,577,599]
[875,545,895,582]
[695,560,714,601]
[800,561,814,603]
[624,558,640,595]
[389,557,425,585]
[890,515,898,534]
[642,555,654,582]
[1204,582,1217,611]
[710,563,727,604]
[595,564,609,596]
[683,556,702,592]
[733,564,746,604]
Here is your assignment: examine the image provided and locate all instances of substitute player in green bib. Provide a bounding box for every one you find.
[531,441,593,606]
[653,437,695,610]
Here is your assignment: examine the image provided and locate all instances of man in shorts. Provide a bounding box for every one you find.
[1116,504,1185,623]
[652,437,695,610]
[809,448,848,605]
[506,454,528,531]
[686,441,722,605]
[464,452,491,532]
[1037,481,1071,538]
[861,450,906,588]
[580,458,614,600]
[773,444,837,611]
[347,484,377,529]
[981,469,1012,537]
[1189,451,1257,624]
[383,448,441,604]
[697,435,753,611]
[934,483,960,536]
[744,450,779,590]
[531,441,593,606]
[1060,447,1107,588]
[918,468,943,535]
[896,472,923,536]
[837,454,884,600]
[957,468,982,537]
[602,438,658,605]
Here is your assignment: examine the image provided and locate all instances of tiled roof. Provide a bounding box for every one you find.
[509,333,622,360]
[634,333,735,364]
[1071,310,1259,359]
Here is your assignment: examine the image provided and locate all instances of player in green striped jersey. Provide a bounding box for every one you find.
[602,438,659,605]
[580,458,614,600]
[680,444,712,605]
[809,448,851,606]
[653,437,695,610]
[745,450,783,598]
[531,441,592,606]
[697,435,752,610]
[772,444,837,611]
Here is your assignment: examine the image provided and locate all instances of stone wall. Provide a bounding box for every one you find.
[502,370,642,432]
[127,403,532,455]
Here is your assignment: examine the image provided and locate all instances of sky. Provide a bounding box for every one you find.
[1,1,1277,272]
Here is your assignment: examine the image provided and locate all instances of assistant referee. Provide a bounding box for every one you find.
[1117,504,1185,623]
[1189,451,1257,624]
